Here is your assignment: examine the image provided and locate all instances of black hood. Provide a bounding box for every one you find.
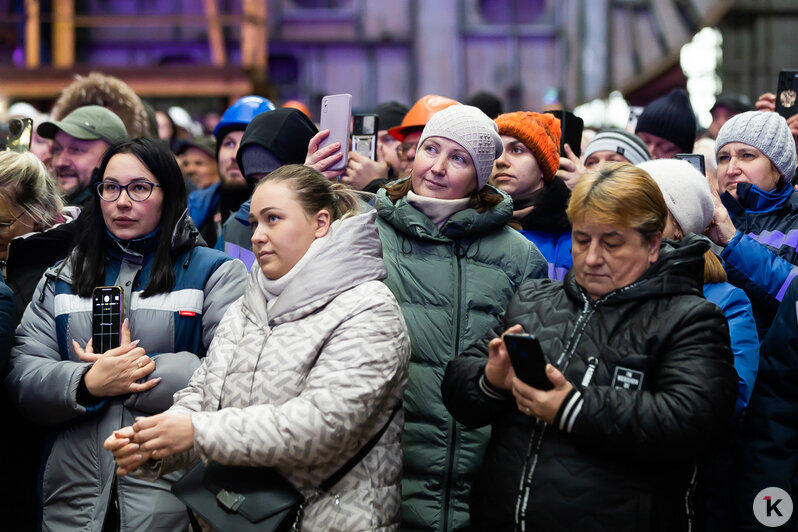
[235,108,317,176]
[564,233,709,304]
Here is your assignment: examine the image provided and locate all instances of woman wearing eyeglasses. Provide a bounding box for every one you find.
[5,137,247,532]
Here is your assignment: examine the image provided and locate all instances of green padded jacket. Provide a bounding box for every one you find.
[375,183,547,531]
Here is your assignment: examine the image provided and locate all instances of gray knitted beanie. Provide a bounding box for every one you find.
[418,104,503,190]
[715,111,796,180]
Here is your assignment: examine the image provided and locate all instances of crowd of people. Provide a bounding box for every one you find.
[0,70,797,532]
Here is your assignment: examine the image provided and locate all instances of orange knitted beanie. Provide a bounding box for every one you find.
[494,112,562,182]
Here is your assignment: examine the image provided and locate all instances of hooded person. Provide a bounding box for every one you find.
[186,96,276,248]
[218,107,318,269]
[635,88,697,159]
[491,111,572,280]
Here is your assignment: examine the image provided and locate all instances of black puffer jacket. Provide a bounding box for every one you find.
[442,235,738,532]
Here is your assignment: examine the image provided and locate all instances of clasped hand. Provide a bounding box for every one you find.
[484,324,573,424]
[104,413,194,476]
[73,318,161,397]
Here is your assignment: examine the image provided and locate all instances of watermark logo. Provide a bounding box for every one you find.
[754,487,793,527]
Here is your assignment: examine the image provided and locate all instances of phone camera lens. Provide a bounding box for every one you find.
[104,295,110,303]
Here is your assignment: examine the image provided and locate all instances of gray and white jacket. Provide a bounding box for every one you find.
[5,217,247,532]
[153,210,411,532]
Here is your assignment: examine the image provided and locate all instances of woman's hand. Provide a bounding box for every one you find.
[305,129,344,181]
[74,319,161,397]
[132,413,194,460]
[342,151,388,190]
[555,144,587,190]
[705,186,737,247]
[485,324,523,390]
[104,426,152,476]
[511,364,573,424]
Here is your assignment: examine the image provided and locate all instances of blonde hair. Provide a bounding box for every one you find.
[255,164,361,220]
[0,151,63,228]
[566,162,666,242]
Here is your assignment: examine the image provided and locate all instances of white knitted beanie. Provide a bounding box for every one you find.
[418,104,503,190]
[638,159,714,236]
[714,110,796,180]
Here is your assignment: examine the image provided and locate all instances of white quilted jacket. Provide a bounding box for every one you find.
[161,211,410,531]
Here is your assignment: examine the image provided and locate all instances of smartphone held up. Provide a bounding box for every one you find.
[319,93,352,173]
[504,333,553,390]
[92,286,124,352]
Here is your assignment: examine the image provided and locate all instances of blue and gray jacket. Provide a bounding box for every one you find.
[720,182,798,336]
[4,213,247,532]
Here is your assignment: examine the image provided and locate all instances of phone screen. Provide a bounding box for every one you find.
[504,333,553,390]
[674,153,706,176]
[319,93,352,172]
[92,286,123,352]
[351,114,379,160]
[6,118,33,153]
[776,70,798,119]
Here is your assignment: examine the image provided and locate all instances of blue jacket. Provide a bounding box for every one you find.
[703,282,759,417]
[218,198,257,270]
[187,182,222,247]
[520,229,572,281]
[735,276,798,530]
[721,182,798,335]
[5,215,247,532]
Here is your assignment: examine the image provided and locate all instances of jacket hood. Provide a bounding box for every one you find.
[564,233,709,304]
[243,210,386,325]
[375,180,513,241]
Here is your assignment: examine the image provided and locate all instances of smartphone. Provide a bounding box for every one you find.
[351,113,379,160]
[5,117,33,153]
[775,70,798,119]
[674,153,706,176]
[504,333,553,390]
[319,93,352,172]
[545,110,583,158]
[92,286,124,353]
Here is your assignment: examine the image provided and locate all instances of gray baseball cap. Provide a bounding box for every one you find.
[38,105,127,143]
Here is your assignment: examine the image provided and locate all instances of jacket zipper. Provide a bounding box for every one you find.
[441,242,465,532]
[514,292,597,530]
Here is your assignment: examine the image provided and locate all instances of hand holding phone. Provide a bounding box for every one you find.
[351,113,379,160]
[776,70,798,119]
[92,286,124,352]
[504,333,553,390]
[674,153,706,176]
[319,93,352,173]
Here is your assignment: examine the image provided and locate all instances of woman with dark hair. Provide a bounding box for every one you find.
[106,164,410,531]
[374,104,547,531]
[5,137,247,531]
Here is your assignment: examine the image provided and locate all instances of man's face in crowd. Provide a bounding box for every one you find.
[218,131,247,191]
[397,130,423,178]
[182,147,219,190]
[378,130,401,171]
[708,106,736,139]
[51,130,110,197]
[636,132,682,160]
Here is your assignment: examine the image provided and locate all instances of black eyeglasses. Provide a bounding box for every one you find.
[0,210,26,234]
[96,181,160,202]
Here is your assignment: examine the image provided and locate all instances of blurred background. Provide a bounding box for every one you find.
[1,0,796,129]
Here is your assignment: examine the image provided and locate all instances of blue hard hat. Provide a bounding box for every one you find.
[213,96,276,139]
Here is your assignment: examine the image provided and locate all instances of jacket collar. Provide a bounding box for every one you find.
[722,182,793,215]
[375,179,513,241]
[564,233,708,305]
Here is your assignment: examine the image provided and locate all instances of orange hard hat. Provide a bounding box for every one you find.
[281,100,312,119]
[388,94,460,141]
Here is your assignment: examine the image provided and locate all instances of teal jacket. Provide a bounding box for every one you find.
[375,184,547,531]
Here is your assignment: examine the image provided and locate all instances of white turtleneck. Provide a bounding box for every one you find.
[255,220,337,311]
[406,190,471,229]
